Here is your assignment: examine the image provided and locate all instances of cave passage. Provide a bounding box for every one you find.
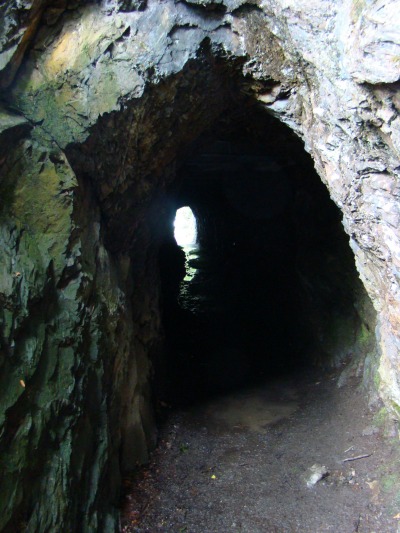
[158,108,368,406]
[123,110,384,530]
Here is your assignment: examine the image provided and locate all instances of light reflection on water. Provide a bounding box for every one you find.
[178,244,203,313]
[181,244,200,282]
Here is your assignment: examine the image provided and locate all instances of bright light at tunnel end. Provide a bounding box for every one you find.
[174,206,197,246]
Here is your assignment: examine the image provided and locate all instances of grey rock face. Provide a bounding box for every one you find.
[117,0,147,11]
[0,0,399,529]
[0,0,54,88]
[341,0,400,84]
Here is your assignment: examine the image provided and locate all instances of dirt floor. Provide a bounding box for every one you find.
[121,368,400,532]
[121,243,400,532]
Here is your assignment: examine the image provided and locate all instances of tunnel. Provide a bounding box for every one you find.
[2,12,395,527]
[119,103,384,532]
[156,106,374,407]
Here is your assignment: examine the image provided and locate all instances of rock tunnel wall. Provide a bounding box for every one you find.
[0,0,399,529]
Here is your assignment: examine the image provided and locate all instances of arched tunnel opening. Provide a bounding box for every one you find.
[1,3,399,529]
[157,105,375,408]
[119,102,383,531]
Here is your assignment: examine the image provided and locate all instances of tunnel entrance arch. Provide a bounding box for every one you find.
[55,53,381,532]
[0,3,397,529]
[158,105,377,405]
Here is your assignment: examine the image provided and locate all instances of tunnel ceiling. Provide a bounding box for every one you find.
[0,0,399,530]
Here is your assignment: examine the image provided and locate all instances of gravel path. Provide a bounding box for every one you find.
[121,370,400,532]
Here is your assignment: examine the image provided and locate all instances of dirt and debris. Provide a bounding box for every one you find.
[121,370,400,532]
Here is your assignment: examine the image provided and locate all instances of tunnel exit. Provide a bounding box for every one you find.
[174,206,197,246]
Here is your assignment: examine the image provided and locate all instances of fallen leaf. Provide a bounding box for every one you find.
[211,474,217,479]
[393,513,400,519]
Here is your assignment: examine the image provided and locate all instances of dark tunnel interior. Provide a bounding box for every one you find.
[157,107,367,406]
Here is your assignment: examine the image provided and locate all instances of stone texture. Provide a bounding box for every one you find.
[0,138,158,530]
[341,0,400,84]
[0,0,399,529]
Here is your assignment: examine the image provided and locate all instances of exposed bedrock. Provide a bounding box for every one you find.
[0,0,399,529]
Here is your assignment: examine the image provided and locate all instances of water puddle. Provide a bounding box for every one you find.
[178,244,213,314]
[196,383,299,434]
[181,244,200,282]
